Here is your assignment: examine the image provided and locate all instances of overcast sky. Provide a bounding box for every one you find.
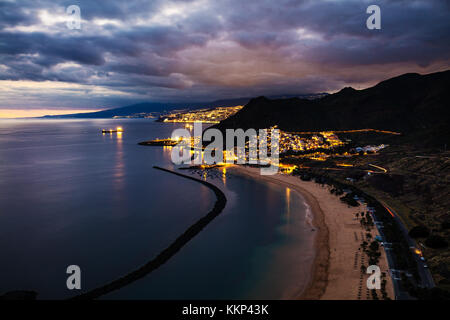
[0,0,449,114]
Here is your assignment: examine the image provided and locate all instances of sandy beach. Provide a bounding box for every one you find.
[230,165,394,300]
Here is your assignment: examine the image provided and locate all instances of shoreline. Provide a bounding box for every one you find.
[229,165,329,299]
[229,165,394,300]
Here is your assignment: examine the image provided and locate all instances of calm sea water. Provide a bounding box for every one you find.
[0,119,315,299]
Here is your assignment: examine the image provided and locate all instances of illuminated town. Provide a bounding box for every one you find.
[160,105,244,123]
[136,107,394,175]
[144,127,388,174]
[112,112,159,119]
[279,130,345,153]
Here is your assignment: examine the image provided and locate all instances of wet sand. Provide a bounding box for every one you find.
[230,165,394,300]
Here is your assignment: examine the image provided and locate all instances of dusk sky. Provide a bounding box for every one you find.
[0,0,449,117]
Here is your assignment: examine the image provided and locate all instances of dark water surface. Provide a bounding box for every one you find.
[0,119,314,299]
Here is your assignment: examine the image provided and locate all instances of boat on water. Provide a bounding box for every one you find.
[102,127,124,133]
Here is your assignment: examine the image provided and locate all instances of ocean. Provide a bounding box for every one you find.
[0,119,315,299]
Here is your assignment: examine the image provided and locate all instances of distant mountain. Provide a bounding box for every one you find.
[41,94,326,119]
[42,102,181,119]
[214,70,450,147]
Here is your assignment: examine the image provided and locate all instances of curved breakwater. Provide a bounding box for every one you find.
[71,166,226,300]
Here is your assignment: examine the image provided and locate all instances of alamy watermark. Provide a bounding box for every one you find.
[366,265,381,289]
[66,5,81,30]
[66,265,81,290]
[170,122,280,175]
[366,5,381,30]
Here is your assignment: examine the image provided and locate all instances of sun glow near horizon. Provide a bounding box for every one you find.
[0,109,104,119]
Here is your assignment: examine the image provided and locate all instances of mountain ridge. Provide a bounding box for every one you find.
[41,94,327,119]
[214,70,450,147]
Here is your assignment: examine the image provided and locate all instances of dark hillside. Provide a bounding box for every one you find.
[215,70,450,146]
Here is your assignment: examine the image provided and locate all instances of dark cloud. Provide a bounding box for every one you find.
[0,0,449,110]
[0,1,40,28]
